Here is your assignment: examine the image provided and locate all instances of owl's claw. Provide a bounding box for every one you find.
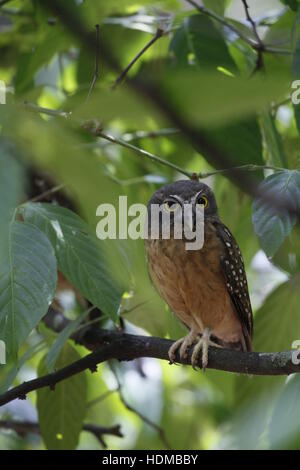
[168,330,199,364]
[191,328,222,371]
[168,329,222,370]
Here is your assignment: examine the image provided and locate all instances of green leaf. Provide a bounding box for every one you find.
[161,69,288,128]
[203,0,231,16]
[281,0,300,11]
[260,111,287,167]
[37,343,87,450]
[0,138,26,263]
[265,9,295,52]
[255,275,300,352]
[252,170,300,257]
[45,309,90,373]
[22,203,122,322]
[199,118,263,169]
[272,226,300,274]
[171,14,236,72]
[0,221,57,361]
[169,25,190,66]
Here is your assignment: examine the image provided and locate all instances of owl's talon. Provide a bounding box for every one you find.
[168,331,198,364]
[190,328,223,371]
[168,329,223,370]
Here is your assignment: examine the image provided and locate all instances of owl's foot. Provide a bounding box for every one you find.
[168,330,199,364]
[191,328,222,371]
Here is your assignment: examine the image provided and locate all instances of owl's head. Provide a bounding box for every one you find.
[147,180,219,219]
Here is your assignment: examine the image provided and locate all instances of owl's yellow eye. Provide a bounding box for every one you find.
[164,201,180,212]
[196,195,208,208]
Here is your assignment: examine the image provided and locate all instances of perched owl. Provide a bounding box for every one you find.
[145,180,253,370]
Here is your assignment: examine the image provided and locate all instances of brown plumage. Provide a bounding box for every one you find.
[145,180,253,370]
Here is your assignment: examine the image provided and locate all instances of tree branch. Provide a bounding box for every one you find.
[20,0,300,222]
[112,27,165,89]
[0,329,299,408]
[20,102,288,178]
[0,419,123,448]
[241,0,264,72]
[20,100,300,220]
[94,128,193,178]
[21,102,193,179]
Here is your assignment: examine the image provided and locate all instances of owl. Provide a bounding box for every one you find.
[145,180,253,370]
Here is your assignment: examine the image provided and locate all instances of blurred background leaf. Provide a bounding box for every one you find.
[37,342,87,450]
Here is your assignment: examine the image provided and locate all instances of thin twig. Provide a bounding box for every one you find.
[95,129,193,178]
[241,0,263,46]
[87,389,118,409]
[20,101,287,177]
[184,0,290,55]
[81,128,179,148]
[20,101,191,178]
[20,101,300,219]
[0,419,123,448]
[83,423,123,447]
[24,183,66,203]
[20,101,300,220]
[198,164,285,179]
[122,128,180,142]
[110,363,171,450]
[112,28,165,90]
[86,24,100,101]
[185,0,256,46]
[241,0,265,71]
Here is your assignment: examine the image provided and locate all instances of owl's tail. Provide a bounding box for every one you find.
[241,324,253,352]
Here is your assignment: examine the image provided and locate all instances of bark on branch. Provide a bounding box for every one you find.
[0,329,299,407]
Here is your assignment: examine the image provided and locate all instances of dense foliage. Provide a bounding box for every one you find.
[0,0,300,450]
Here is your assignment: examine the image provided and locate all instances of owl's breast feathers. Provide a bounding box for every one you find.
[145,220,253,352]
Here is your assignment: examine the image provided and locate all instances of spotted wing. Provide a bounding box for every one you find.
[215,222,253,350]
